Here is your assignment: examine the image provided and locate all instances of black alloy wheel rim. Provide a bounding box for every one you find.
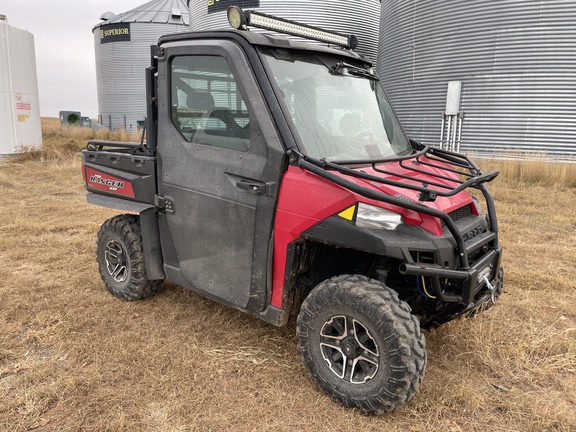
[104,239,129,283]
[319,315,379,384]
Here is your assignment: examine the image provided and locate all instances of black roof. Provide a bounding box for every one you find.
[158,29,371,64]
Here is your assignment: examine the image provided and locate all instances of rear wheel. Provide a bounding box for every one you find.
[96,214,162,301]
[297,274,426,415]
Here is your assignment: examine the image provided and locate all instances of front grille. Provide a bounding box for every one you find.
[442,204,473,228]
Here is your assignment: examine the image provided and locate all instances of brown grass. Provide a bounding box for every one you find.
[1,120,575,431]
[9,118,141,164]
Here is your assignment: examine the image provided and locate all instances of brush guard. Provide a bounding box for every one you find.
[289,143,500,273]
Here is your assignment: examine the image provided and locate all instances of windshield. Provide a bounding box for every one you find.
[261,49,412,162]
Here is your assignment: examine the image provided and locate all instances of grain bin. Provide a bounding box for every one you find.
[93,0,189,131]
[0,15,42,156]
[377,0,576,159]
[188,0,381,63]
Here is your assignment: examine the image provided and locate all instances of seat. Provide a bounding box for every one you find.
[178,91,216,142]
[187,91,215,111]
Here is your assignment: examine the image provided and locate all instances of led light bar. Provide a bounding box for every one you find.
[227,6,358,50]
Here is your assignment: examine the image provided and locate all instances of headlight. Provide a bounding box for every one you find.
[356,203,403,230]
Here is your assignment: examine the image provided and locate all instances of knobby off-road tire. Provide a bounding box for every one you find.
[297,274,426,415]
[96,214,163,301]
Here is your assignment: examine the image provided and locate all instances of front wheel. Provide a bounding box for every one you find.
[297,274,426,415]
[96,214,163,301]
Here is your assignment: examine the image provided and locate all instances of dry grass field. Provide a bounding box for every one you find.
[1,118,575,431]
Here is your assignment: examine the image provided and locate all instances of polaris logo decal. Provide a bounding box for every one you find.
[395,193,415,203]
[85,167,135,198]
[463,225,483,242]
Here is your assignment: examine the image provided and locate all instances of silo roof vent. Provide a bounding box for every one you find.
[100,11,117,21]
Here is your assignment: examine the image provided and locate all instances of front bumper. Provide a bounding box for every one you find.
[399,246,503,307]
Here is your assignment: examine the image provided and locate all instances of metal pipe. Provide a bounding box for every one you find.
[452,114,458,152]
[446,115,452,151]
[440,112,446,149]
[400,262,470,280]
[456,112,463,153]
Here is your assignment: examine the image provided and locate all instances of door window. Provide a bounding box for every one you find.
[171,56,250,152]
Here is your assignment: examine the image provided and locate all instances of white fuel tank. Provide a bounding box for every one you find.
[0,15,42,156]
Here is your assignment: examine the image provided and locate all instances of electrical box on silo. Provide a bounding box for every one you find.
[0,15,42,156]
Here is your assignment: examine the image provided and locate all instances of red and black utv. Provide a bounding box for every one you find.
[82,8,503,415]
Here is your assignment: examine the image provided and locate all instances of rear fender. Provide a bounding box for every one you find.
[86,194,164,281]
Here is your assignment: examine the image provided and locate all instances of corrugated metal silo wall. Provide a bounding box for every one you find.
[377,0,576,159]
[94,23,186,131]
[188,0,381,63]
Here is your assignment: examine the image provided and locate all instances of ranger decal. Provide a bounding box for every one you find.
[89,175,125,189]
[85,167,135,197]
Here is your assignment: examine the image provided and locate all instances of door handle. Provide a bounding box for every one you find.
[225,173,277,197]
[235,179,267,195]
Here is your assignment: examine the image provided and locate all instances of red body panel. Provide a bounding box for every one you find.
[271,166,356,307]
[270,163,474,308]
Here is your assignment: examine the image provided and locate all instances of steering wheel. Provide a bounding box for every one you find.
[354,131,375,140]
[345,131,375,151]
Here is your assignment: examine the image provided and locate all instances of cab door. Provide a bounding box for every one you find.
[156,39,285,311]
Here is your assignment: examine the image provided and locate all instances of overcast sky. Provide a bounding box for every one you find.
[2,0,148,118]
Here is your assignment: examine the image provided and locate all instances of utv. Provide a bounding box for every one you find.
[82,7,503,414]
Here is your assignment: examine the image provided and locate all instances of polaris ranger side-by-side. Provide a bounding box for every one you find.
[82,7,503,415]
